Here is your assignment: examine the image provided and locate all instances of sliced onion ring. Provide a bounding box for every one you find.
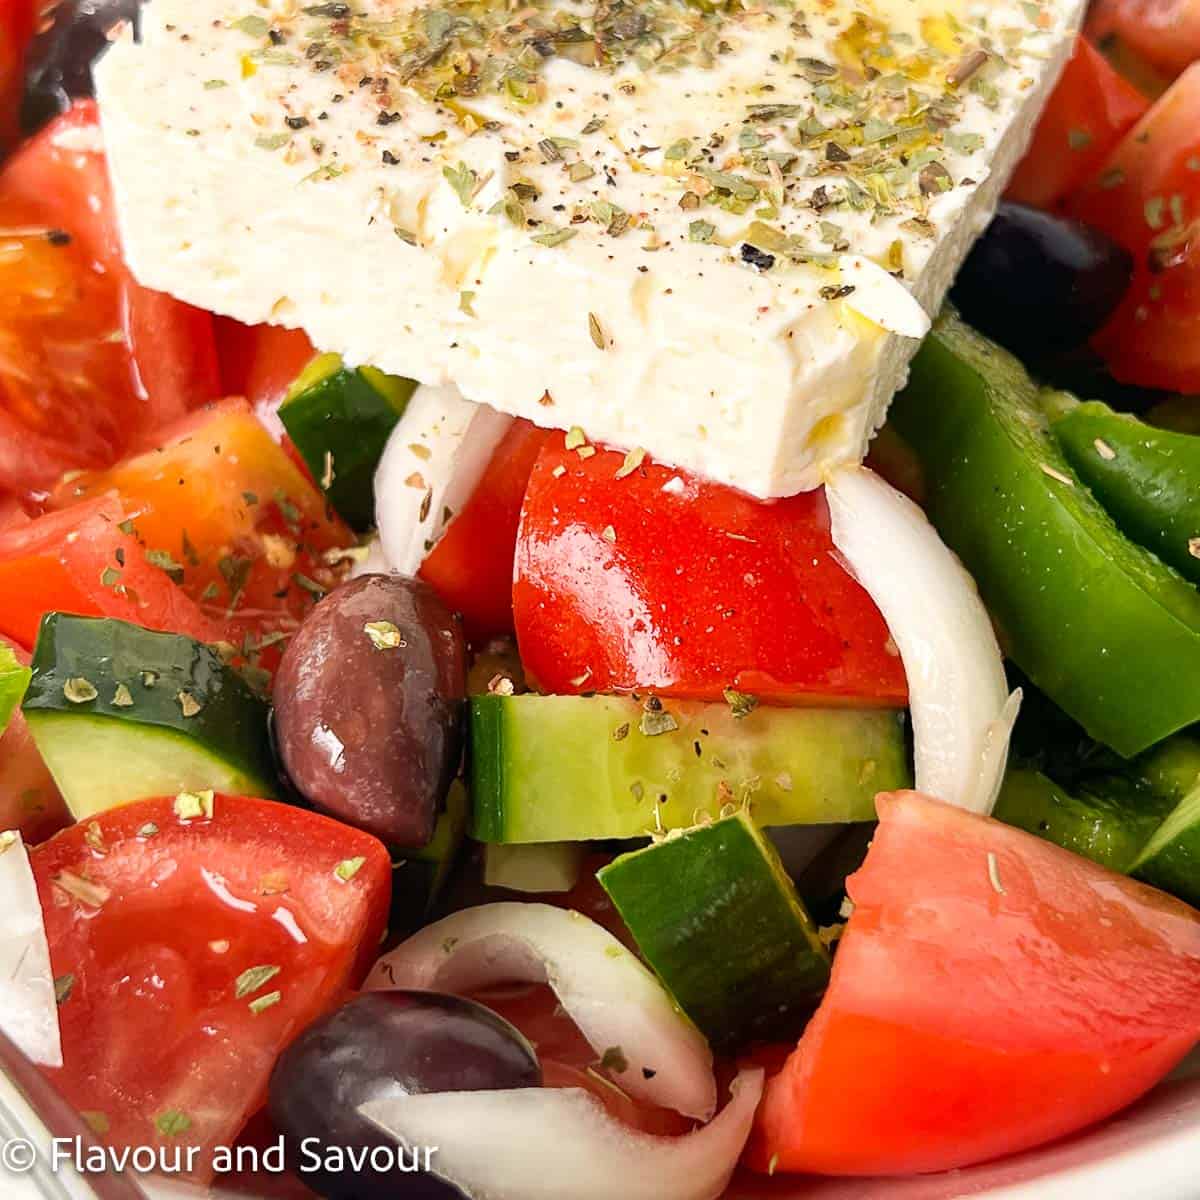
[374,384,512,576]
[825,464,1018,813]
[359,1068,763,1200]
[366,902,716,1120]
[0,832,62,1067]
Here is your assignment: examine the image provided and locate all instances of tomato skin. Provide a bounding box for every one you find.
[45,399,353,661]
[513,436,906,705]
[419,419,551,640]
[1085,0,1200,82]
[1007,38,1149,212]
[0,636,69,845]
[746,791,1200,1177]
[32,794,391,1181]
[0,0,35,148]
[213,319,317,438]
[1071,64,1200,392]
[0,498,226,651]
[0,101,220,494]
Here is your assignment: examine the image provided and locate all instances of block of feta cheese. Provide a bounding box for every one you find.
[95,0,1085,497]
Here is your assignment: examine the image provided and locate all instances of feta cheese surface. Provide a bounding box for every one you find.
[96,0,1084,496]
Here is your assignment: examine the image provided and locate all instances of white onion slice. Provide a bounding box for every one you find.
[374,383,513,575]
[359,1069,763,1200]
[366,903,715,1120]
[0,832,62,1067]
[837,255,931,339]
[825,465,1017,813]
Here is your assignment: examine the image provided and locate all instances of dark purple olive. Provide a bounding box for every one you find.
[951,202,1133,359]
[21,0,140,136]
[268,990,541,1200]
[272,574,466,847]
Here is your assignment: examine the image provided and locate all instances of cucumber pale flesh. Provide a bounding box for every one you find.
[470,693,909,843]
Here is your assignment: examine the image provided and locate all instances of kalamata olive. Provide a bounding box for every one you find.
[21,0,140,136]
[272,574,466,847]
[951,202,1133,359]
[268,990,541,1200]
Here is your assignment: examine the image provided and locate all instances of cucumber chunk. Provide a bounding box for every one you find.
[280,352,416,530]
[599,811,830,1050]
[22,614,276,819]
[0,644,31,737]
[469,694,909,843]
[484,843,585,893]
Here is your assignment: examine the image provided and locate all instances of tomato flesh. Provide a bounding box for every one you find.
[0,498,226,651]
[32,795,391,1181]
[0,0,34,148]
[0,101,219,495]
[213,318,317,436]
[1071,63,1200,393]
[1007,37,1149,211]
[514,436,906,705]
[747,791,1200,1176]
[45,400,353,663]
[419,419,551,640]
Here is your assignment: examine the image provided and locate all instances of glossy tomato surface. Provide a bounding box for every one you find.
[0,101,219,495]
[31,794,391,1181]
[514,435,906,705]
[1007,37,1148,212]
[44,399,353,664]
[1085,0,1200,82]
[747,791,1200,1177]
[0,497,227,651]
[419,418,551,640]
[1072,64,1200,392]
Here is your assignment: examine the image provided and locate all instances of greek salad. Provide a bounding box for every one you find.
[2,0,1200,1195]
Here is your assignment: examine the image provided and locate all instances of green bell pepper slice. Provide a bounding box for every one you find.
[1047,396,1200,586]
[890,311,1200,758]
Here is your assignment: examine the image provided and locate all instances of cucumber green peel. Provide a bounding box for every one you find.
[599,810,830,1050]
[23,614,276,819]
[280,351,416,530]
[891,311,1200,757]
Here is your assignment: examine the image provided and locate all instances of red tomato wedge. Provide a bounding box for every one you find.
[0,498,226,651]
[1085,0,1200,82]
[0,636,69,845]
[419,419,551,640]
[45,400,353,663]
[0,0,34,148]
[513,436,906,705]
[214,318,317,430]
[1071,64,1200,393]
[0,101,220,495]
[1007,37,1149,212]
[746,791,1200,1177]
[32,794,391,1181]
[476,983,693,1138]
